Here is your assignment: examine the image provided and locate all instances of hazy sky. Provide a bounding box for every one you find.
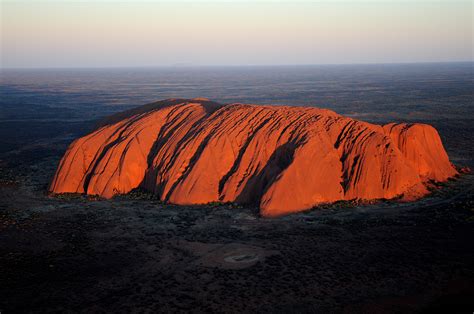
[1,0,472,68]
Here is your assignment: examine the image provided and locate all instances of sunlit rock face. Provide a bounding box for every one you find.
[50,98,457,216]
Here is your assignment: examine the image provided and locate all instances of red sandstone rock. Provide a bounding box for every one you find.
[49,98,458,217]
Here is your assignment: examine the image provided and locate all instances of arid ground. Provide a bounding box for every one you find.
[1,64,473,313]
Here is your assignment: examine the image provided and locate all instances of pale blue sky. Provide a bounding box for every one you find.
[1,0,472,68]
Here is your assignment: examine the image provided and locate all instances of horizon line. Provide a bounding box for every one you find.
[1,60,473,71]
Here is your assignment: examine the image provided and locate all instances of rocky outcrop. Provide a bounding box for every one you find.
[49,98,457,216]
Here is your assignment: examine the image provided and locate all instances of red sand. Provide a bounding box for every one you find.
[49,99,457,217]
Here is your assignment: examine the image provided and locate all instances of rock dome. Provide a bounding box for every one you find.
[50,99,457,216]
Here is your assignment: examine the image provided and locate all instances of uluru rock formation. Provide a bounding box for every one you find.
[50,98,458,216]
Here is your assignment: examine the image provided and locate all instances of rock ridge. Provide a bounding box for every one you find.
[50,99,458,216]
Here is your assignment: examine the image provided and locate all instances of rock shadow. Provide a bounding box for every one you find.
[234,138,305,205]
